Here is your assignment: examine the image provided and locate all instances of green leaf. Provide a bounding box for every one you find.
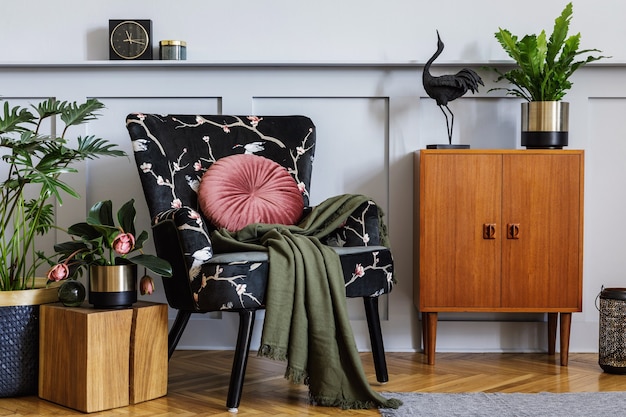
[118,199,136,235]
[28,174,79,205]
[128,254,173,277]
[133,230,149,251]
[53,240,90,254]
[75,135,127,159]
[0,102,35,134]
[32,98,67,120]
[88,224,120,249]
[88,200,114,227]
[535,31,548,76]
[67,222,101,240]
[24,200,55,235]
[60,98,105,127]
[547,2,573,66]
[495,28,521,63]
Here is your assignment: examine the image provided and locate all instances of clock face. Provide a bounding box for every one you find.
[109,20,152,60]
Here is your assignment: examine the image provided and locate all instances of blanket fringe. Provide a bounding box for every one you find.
[257,344,287,362]
[310,393,403,410]
[381,398,403,409]
[284,365,309,385]
[258,345,309,385]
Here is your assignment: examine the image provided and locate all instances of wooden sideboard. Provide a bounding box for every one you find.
[414,149,584,365]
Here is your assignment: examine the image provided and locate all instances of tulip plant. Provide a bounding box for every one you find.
[49,199,172,283]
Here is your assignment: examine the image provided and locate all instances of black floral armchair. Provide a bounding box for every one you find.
[126,114,394,410]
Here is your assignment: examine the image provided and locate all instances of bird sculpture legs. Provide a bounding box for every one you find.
[439,104,454,144]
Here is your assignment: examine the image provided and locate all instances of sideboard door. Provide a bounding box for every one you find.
[501,153,583,310]
[419,152,502,310]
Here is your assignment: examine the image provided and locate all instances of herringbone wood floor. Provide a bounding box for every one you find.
[1,351,625,416]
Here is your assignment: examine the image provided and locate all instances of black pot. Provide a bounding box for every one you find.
[0,281,58,397]
[0,305,39,397]
[521,101,569,149]
[89,264,137,309]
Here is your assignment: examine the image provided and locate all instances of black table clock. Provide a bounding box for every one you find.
[109,20,153,60]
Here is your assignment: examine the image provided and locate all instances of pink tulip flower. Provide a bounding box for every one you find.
[140,275,155,295]
[112,232,135,255]
[47,263,70,282]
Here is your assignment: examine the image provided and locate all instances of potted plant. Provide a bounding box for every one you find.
[491,2,608,148]
[50,198,173,309]
[0,97,125,396]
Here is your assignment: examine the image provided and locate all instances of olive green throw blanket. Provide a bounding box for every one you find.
[211,194,401,409]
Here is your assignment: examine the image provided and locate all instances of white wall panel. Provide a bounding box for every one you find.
[419,96,522,150]
[253,97,389,207]
[584,98,626,312]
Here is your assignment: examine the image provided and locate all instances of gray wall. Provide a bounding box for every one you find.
[0,1,622,354]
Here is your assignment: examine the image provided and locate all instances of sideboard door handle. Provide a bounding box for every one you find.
[483,223,496,239]
[507,223,520,239]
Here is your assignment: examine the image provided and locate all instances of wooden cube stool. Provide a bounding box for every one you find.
[38,301,168,413]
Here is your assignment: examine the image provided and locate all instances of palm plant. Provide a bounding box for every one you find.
[491,2,608,101]
[0,98,125,290]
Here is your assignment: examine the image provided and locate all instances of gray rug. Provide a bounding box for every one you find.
[380,392,626,416]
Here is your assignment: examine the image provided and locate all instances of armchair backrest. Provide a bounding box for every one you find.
[126,114,316,219]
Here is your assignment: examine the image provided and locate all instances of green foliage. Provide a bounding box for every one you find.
[491,2,608,101]
[0,97,126,290]
[53,199,173,279]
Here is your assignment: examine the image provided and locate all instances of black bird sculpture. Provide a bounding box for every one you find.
[423,30,484,144]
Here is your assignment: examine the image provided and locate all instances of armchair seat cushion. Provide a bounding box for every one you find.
[196,245,393,311]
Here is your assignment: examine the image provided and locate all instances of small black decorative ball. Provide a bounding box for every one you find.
[58,280,86,307]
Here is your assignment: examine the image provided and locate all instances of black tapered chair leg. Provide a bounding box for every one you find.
[363,296,389,383]
[168,310,192,359]
[226,310,256,412]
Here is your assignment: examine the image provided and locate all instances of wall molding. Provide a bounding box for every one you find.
[0,62,620,353]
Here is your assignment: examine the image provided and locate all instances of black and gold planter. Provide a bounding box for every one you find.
[89,264,137,309]
[521,101,569,149]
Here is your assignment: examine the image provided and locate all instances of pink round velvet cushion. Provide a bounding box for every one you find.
[198,154,304,231]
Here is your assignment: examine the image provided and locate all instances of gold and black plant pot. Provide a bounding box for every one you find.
[89,264,137,309]
[521,101,569,149]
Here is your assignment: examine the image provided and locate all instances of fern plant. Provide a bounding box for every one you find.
[0,98,125,290]
[491,2,608,101]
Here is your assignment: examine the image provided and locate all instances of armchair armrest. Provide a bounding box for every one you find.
[321,200,388,248]
[151,207,213,311]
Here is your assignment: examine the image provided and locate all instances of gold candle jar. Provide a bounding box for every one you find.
[159,40,187,60]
